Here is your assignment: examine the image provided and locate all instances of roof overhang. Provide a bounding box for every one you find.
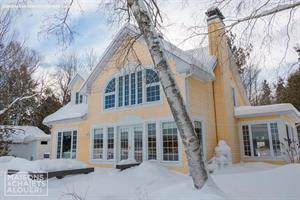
[234,104,300,122]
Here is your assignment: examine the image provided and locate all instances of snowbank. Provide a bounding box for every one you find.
[0,156,87,172]
[212,164,300,200]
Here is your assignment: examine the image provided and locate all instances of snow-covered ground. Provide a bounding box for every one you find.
[0,157,299,200]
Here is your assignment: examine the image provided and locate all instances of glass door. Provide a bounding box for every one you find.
[133,127,143,162]
[120,128,129,161]
[118,125,143,163]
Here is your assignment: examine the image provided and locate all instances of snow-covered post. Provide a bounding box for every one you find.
[127,0,208,189]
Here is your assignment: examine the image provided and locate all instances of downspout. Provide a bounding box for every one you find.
[212,81,219,142]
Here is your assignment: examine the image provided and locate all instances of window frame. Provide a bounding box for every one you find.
[92,128,105,160]
[102,67,162,111]
[104,78,116,109]
[56,129,78,159]
[160,121,180,162]
[239,120,284,160]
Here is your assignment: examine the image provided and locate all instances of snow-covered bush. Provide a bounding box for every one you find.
[207,140,232,173]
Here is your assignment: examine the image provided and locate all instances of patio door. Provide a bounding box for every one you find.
[119,125,143,163]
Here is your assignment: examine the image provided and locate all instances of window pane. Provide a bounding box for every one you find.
[105,94,115,109]
[131,73,136,105]
[134,127,143,162]
[57,132,62,158]
[147,123,156,160]
[194,121,204,156]
[251,124,271,157]
[72,131,77,159]
[146,69,159,84]
[79,95,83,104]
[120,129,129,160]
[107,127,114,160]
[62,131,72,158]
[270,123,281,156]
[118,76,123,107]
[162,122,179,161]
[242,125,251,156]
[124,75,129,106]
[105,78,115,93]
[137,71,143,104]
[146,85,160,102]
[93,129,103,159]
[75,92,79,104]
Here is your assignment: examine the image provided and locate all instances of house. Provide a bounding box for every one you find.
[4,126,51,160]
[43,8,300,173]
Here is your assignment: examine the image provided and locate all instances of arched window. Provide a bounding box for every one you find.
[104,69,160,110]
[104,78,116,109]
[145,69,160,102]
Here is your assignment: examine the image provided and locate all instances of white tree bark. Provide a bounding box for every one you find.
[0,94,37,116]
[127,0,208,189]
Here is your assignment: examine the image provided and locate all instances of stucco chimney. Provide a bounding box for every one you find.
[205,7,226,56]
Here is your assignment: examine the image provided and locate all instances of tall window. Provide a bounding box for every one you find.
[130,73,136,105]
[137,71,143,104]
[57,130,77,159]
[75,92,83,104]
[242,125,251,156]
[194,121,204,156]
[104,69,160,109]
[107,127,114,160]
[104,78,116,109]
[147,123,157,160]
[92,128,104,159]
[124,75,130,106]
[231,87,237,106]
[162,122,179,161]
[146,69,160,102]
[241,122,281,158]
[270,123,281,156]
[251,124,270,157]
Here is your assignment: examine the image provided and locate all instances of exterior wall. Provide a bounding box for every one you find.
[207,17,249,163]
[8,141,37,160]
[50,40,190,173]
[36,139,51,160]
[187,77,217,160]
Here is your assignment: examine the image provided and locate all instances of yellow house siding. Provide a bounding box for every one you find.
[187,77,217,160]
[207,17,250,163]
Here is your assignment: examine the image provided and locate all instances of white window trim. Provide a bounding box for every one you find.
[160,120,183,164]
[56,128,78,160]
[239,120,285,161]
[89,117,184,167]
[89,125,116,164]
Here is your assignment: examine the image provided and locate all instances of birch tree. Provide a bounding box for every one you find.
[127,0,208,189]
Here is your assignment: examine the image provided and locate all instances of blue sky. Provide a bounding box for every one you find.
[1,0,299,83]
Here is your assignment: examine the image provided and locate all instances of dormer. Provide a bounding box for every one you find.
[68,71,89,105]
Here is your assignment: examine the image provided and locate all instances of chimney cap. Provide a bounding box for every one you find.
[205,7,225,20]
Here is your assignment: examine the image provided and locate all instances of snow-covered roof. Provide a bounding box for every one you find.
[80,24,216,94]
[0,126,50,143]
[68,70,91,90]
[234,103,300,121]
[43,103,87,125]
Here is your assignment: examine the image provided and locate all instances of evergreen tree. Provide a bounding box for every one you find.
[32,88,62,134]
[259,80,272,105]
[284,68,300,111]
[275,77,286,103]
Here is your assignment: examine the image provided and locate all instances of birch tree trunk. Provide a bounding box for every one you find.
[127,0,208,189]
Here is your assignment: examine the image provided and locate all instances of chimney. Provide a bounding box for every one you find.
[205,7,226,56]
